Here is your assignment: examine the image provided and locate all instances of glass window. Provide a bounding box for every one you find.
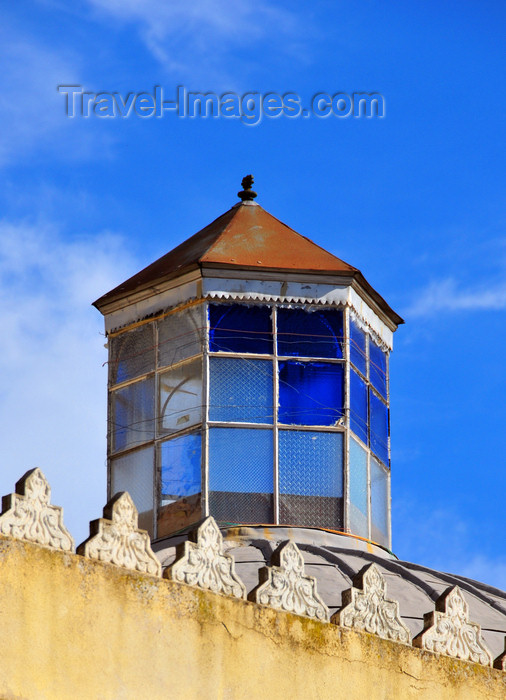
[278,361,344,426]
[279,430,343,529]
[349,438,368,538]
[160,432,201,502]
[277,308,343,359]
[109,324,155,385]
[350,369,368,444]
[208,304,272,354]
[370,391,389,465]
[209,357,273,424]
[370,341,387,399]
[371,457,389,547]
[110,445,154,534]
[158,305,205,368]
[350,318,366,376]
[159,359,202,434]
[111,377,155,452]
[209,427,273,523]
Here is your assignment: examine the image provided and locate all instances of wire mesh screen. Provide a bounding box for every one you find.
[158,304,206,368]
[279,430,343,529]
[109,323,155,385]
[209,357,273,423]
[110,445,154,535]
[209,427,274,523]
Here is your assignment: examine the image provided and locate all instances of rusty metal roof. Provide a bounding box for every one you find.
[93,202,403,325]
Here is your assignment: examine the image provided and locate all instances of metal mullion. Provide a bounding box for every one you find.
[157,353,203,374]
[207,421,273,430]
[276,424,345,433]
[272,305,279,525]
[344,307,350,534]
[153,321,160,539]
[110,371,155,393]
[208,351,275,361]
[276,355,345,364]
[367,450,372,541]
[387,467,392,550]
[202,303,210,517]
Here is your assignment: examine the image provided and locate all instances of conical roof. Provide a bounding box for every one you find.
[93,201,402,325]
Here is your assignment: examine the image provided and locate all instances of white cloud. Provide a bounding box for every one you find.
[0,27,114,168]
[86,0,301,81]
[0,218,136,545]
[404,277,506,318]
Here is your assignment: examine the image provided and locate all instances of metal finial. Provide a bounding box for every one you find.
[237,174,257,201]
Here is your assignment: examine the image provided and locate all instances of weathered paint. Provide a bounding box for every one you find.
[0,534,505,700]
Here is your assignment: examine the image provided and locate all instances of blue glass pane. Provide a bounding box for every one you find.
[350,369,368,444]
[371,457,389,546]
[209,428,273,493]
[161,432,201,500]
[350,319,366,375]
[277,308,343,358]
[112,377,155,452]
[349,438,368,538]
[278,361,344,426]
[370,341,387,399]
[279,431,343,496]
[209,358,273,423]
[370,391,389,465]
[208,304,272,354]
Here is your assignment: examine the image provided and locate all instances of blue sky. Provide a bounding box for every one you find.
[0,1,505,586]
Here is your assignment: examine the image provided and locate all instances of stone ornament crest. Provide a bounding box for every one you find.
[165,516,246,599]
[0,468,74,552]
[77,492,161,577]
[413,585,493,666]
[249,540,329,621]
[332,563,411,643]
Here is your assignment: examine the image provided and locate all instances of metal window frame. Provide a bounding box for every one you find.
[107,302,208,538]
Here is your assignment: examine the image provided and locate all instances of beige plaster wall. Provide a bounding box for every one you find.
[0,535,505,700]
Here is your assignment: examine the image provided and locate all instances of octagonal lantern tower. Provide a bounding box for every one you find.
[93,177,403,549]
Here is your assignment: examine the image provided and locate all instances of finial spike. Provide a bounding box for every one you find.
[237,174,257,201]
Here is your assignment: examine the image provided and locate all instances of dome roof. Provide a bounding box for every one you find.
[154,524,506,659]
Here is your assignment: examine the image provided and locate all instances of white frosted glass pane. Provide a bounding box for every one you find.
[110,324,155,385]
[349,438,368,538]
[209,427,273,524]
[159,360,202,434]
[158,305,205,368]
[112,377,155,452]
[371,457,389,547]
[111,446,154,534]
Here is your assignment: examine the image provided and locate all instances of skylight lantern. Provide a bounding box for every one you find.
[94,176,403,549]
